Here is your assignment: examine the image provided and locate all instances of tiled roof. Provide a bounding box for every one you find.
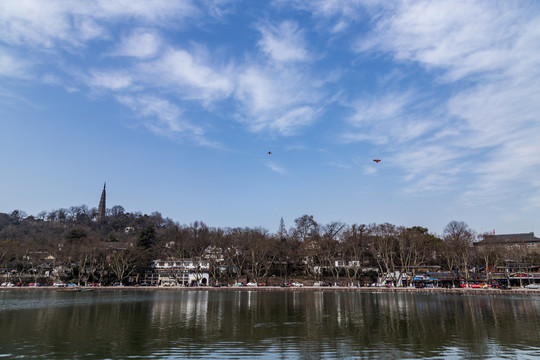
[478,232,540,245]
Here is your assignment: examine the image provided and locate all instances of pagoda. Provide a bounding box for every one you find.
[97,183,106,220]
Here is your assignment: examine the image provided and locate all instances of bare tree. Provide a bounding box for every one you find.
[186,221,211,285]
[475,236,505,284]
[298,235,324,280]
[341,224,370,285]
[396,227,438,286]
[205,229,229,285]
[0,240,18,283]
[246,228,277,283]
[108,248,138,284]
[85,245,107,285]
[275,234,301,283]
[319,222,347,281]
[292,215,319,242]
[443,221,476,284]
[368,223,398,284]
[224,228,249,283]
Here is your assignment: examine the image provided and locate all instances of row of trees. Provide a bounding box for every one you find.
[1,208,539,285]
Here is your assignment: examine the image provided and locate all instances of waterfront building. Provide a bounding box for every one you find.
[476,232,540,249]
[143,259,210,286]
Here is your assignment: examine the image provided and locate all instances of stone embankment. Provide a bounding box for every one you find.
[2,286,539,295]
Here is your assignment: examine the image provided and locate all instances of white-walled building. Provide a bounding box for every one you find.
[143,259,210,286]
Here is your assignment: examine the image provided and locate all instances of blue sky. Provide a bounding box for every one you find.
[1,0,540,236]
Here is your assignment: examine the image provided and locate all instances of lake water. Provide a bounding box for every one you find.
[1,289,539,359]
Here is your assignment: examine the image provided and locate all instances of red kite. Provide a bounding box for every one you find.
[373,159,381,163]
[268,151,272,155]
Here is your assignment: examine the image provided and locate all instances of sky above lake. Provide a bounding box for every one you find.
[1,0,540,236]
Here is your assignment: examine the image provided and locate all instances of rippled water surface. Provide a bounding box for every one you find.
[1,289,539,359]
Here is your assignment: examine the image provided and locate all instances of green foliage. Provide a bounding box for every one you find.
[66,228,87,240]
[137,225,156,249]
[411,226,429,234]
[108,233,118,242]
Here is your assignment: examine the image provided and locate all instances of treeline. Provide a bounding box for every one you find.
[1,207,539,285]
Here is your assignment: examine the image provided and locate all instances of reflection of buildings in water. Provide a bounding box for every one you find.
[186,291,209,327]
[4,292,540,359]
[234,290,242,310]
[313,291,324,314]
[335,292,343,326]
[292,290,300,308]
[308,291,325,326]
[396,294,411,317]
[140,291,540,351]
[299,290,327,329]
[149,291,209,331]
[247,290,257,308]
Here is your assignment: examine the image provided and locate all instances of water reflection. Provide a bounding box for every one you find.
[0,290,539,359]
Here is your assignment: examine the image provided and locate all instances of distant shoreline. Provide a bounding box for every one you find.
[2,286,539,295]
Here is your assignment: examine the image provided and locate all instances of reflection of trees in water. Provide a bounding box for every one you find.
[1,291,539,358]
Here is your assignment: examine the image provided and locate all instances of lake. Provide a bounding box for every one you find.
[1,289,539,359]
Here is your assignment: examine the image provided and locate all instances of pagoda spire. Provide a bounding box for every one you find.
[97,183,106,220]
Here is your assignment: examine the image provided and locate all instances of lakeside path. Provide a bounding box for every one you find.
[2,286,539,295]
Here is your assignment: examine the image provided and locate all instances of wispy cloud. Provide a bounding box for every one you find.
[342,90,438,146]
[139,48,234,104]
[279,0,377,34]
[87,70,133,91]
[0,0,199,49]
[0,47,30,78]
[234,56,326,135]
[256,20,309,63]
[111,29,162,59]
[363,166,376,175]
[266,162,288,175]
[0,0,326,141]
[271,106,320,135]
[2,0,539,219]
[117,95,205,140]
[356,1,532,82]
[340,0,540,207]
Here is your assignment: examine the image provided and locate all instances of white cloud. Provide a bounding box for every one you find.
[356,1,540,83]
[308,0,380,17]
[140,48,234,103]
[448,80,540,148]
[271,106,319,135]
[396,144,464,181]
[266,162,288,175]
[112,29,162,59]
[201,0,239,19]
[88,70,133,90]
[341,0,540,207]
[236,67,279,114]
[348,91,414,124]
[0,1,75,48]
[344,91,437,145]
[117,95,203,137]
[278,0,378,31]
[257,20,309,63]
[340,132,386,146]
[0,48,29,78]
[234,64,323,135]
[2,0,537,213]
[363,166,376,175]
[0,0,199,49]
[0,0,325,141]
